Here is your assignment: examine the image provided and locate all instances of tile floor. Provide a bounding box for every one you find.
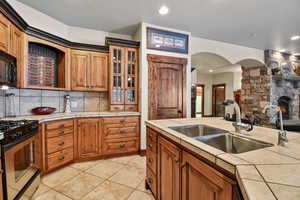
[32,155,154,200]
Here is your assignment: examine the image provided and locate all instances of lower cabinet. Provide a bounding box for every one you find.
[41,116,140,174]
[157,136,181,200]
[77,118,101,159]
[146,127,235,200]
[181,151,233,200]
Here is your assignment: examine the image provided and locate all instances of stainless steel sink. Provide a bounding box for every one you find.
[195,134,273,154]
[169,125,229,137]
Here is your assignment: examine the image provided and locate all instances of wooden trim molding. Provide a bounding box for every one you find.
[106,37,140,48]
[147,54,188,65]
[0,1,139,53]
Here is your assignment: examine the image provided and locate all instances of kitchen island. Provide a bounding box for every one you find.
[146,118,300,200]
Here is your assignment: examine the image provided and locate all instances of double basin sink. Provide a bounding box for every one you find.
[169,125,273,154]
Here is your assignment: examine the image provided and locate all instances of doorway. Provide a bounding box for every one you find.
[195,84,205,117]
[148,54,187,120]
[212,84,226,117]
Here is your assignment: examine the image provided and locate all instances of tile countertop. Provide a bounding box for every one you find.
[145,118,300,200]
[2,112,141,123]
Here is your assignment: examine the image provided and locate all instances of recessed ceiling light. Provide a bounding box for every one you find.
[291,35,300,41]
[279,49,286,53]
[159,6,169,15]
[209,69,214,73]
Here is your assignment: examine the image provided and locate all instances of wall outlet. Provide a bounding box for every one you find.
[71,101,78,108]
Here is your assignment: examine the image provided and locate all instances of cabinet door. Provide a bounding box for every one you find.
[125,48,138,105]
[77,119,100,158]
[90,52,108,91]
[10,24,24,86]
[71,50,90,91]
[181,151,233,200]
[110,46,125,105]
[0,12,10,53]
[158,136,181,200]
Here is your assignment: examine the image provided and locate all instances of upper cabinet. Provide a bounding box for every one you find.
[109,45,139,112]
[71,50,108,91]
[22,35,70,90]
[0,12,10,53]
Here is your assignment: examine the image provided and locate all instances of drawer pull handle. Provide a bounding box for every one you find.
[58,142,65,146]
[59,125,65,129]
[59,156,65,161]
[119,144,125,148]
[120,130,125,134]
[148,144,153,148]
[181,162,187,168]
[148,158,153,163]
[120,120,125,123]
[59,131,64,135]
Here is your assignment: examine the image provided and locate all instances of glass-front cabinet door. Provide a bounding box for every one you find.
[110,46,124,105]
[125,48,138,105]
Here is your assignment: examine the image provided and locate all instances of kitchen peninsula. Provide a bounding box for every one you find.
[146,118,300,200]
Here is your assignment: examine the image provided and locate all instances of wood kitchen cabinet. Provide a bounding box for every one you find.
[71,50,108,91]
[77,118,101,159]
[157,136,181,200]
[0,12,10,53]
[146,128,235,200]
[109,45,139,112]
[181,151,234,200]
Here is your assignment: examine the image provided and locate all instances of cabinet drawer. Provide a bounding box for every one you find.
[47,148,73,171]
[47,134,74,154]
[46,120,73,131]
[110,105,124,112]
[147,167,157,198]
[102,138,139,155]
[46,126,73,138]
[125,105,138,112]
[103,126,138,139]
[146,149,157,174]
[103,116,139,125]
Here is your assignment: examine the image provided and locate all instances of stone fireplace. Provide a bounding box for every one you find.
[241,50,300,126]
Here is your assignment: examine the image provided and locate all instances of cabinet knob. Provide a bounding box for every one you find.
[59,125,65,129]
[59,156,65,161]
[119,144,125,148]
[58,141,65,146]
[148,178,153,184]
[148,158,153,163]
[59,131,64,135]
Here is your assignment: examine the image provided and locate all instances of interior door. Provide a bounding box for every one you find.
[148,54,187,120]
[212,84,225,117]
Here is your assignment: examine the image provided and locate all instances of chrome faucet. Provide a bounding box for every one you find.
[222,100,253,134]
[263,105,288,147]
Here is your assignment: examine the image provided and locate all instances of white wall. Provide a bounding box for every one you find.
[7,0,132,45]
[191,37,264,64]
[138,23,191,149]
[197,73,213,116]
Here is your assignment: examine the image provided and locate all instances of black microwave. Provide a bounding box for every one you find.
[0,50,17,88]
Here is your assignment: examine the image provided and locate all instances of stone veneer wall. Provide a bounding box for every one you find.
[0,89,109,117]
[241,66,271,124]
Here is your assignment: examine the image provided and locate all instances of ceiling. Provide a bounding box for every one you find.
[15,0,300,53]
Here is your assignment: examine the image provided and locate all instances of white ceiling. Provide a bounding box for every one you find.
[15,0,300,53]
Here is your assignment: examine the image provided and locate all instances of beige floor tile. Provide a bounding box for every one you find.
[127,156,146,169]
[32,183,51,199]
[127,190,155,200]
[82,180,134,200]
[109,165,145,188]
[269,183,300,200]
[86,160,125,179]
[42,167,82,188]
[256,164,300,187]
[109,155,139,164]
[54,173,105,200]
[33,189,72,200]
[70,160,101,171]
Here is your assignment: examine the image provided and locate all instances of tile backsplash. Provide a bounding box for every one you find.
[0,89,109,117]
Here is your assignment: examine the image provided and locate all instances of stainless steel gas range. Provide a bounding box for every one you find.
[0,120,40,200]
